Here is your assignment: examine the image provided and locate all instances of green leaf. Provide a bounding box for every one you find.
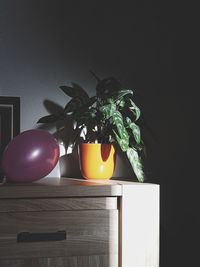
[129,99,141,121]
[64,97,82,113]
[126,147,145,182]
[76,109,96,124]
[126,117,141,144]
[113,130,129,152]
[112,110,129,151]
[112,111,129,140]
[64,95,90,113]
[60,85,89,98]
[100,102,116,119]
[37,114,62,123]
[116,99,125,108]
[113,89,133,101]
[64,94,96,114]
[74,106,98,136]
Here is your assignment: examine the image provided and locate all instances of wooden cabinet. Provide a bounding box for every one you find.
[0,178,159,267]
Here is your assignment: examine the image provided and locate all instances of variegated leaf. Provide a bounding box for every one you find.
[126,117,141,144]
[126,147,145,182]
[99,105,110,119]
[113,111,129,140]
[113,89,133,101]
[113,130,129,152]
[112,110,129,151]
[129,99,141,121]
[116,99,125,108]
[100,102,116,119]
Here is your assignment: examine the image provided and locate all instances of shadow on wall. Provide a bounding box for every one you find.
[36,99,82,178]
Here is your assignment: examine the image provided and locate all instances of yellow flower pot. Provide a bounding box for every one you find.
[79,143,116,180]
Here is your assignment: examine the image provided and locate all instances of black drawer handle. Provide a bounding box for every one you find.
[17,230,66,243]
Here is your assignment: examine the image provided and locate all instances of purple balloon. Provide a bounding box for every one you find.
[1,129,59,183]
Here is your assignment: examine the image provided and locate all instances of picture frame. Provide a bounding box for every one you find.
[0,96,20,181]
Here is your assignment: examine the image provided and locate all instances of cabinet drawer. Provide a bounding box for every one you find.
[0,210,118,260]
[0,197,117,212]
[0,255,118,267]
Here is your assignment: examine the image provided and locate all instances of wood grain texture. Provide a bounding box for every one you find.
[0,197,117,212]
[0,255,118,267]
[77,255,118,267]
[0,178,122,199]
[0,210,118,260]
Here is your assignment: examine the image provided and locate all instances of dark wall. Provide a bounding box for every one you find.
[0,1,198,266]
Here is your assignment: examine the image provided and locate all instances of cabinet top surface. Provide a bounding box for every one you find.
[0,177,159,199]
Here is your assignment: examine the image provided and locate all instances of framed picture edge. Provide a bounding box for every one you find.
[0,96,20,137]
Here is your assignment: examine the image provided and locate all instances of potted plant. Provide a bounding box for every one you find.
[38,72,145,182]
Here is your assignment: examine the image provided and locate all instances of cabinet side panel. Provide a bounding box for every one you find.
[120,184,160,267]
